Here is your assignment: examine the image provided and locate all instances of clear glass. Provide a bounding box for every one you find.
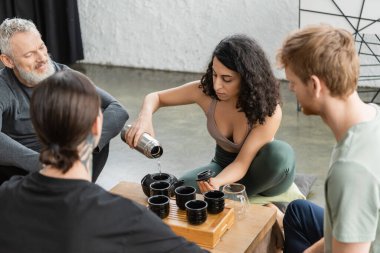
[222,183,250,220]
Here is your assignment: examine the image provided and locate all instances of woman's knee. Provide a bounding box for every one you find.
[262,141,295,179]
[253,140,296,181]
[244,141,296,196]
[260,140,295,168]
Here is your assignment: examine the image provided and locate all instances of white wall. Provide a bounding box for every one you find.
[299,0,380,87]
[77,0,299,78]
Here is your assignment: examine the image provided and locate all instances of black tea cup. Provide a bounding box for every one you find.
[148,195,170,219]
[175,186,196,210]
[185,200,208,225]
[150,181,170,197]
[204,190,225,214]
[196,170,215,182]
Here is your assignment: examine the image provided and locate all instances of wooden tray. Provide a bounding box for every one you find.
[111,182,277,252]
[162,199,235,248]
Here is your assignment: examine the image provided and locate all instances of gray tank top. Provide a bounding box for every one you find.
[206,99,251,153]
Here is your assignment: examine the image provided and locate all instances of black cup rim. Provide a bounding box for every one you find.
[175,186,196,195]
[151,173,170,181]
[150,181,170,190]
[185,200,208,210]
[204,190,225,199]
[148,195,170,206]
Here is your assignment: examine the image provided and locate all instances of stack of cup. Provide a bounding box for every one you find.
[175,185,210,225]
[148,179,227,225]
[147,181,171,219]
[174,186,196,210]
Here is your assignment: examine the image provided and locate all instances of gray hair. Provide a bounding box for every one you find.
[0,18,39,56]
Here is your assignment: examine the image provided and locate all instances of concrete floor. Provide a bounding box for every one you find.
[73,63,338,207]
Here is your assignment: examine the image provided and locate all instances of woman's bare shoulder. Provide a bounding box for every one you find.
[191,82,212,113]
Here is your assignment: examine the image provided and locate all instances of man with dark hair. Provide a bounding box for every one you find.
[0,18,128,183]
[0,69,207,253]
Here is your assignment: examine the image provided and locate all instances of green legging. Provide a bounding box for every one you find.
[179,140,296,197]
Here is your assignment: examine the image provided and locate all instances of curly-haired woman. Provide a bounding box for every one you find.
[125,35,295,197]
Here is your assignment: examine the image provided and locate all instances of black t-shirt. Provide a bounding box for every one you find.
[0,173,207,253]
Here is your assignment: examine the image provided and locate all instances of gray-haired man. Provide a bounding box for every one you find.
[0,18,129,183]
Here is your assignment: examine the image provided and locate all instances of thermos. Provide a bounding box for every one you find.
[120,124,163,159]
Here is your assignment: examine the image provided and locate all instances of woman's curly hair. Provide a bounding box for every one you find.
[200,34,280,126]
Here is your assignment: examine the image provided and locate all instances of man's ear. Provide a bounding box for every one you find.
[0,54,15,68]
[310,75,322,98]
[91,114,102,137]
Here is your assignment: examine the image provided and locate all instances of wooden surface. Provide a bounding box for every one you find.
[110,181,277,253]
[163,198,235,248]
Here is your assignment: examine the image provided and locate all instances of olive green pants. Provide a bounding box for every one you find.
[179,140,296,197]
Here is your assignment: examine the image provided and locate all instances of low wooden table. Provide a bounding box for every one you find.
[110,181,280,253]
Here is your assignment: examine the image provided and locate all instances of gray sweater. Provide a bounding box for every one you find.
[0,62,129,172]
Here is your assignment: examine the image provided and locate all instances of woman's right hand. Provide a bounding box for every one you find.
[125,82,204,148]
[125,117,155,148]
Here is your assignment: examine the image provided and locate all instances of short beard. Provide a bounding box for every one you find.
[300,104,319,116]
[16,56,55,86]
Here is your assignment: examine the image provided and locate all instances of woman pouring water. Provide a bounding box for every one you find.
[125,34,295,197]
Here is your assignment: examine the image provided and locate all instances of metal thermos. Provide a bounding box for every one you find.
[120,124,163,159]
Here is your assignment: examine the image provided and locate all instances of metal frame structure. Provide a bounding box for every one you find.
[298,0,380,106]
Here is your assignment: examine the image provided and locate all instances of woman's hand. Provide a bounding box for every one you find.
[125,118,154,148]
[197,177,222,193]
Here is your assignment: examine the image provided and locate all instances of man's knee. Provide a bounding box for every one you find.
[284,199,311,225]
[92,143,110,182]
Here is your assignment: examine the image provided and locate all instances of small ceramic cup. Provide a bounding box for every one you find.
[196,170,215,182]
[204,190,225,214]
[150,181,170,197]
[185,200,208,225]
[148,195,170,219]
[175,186,196,210]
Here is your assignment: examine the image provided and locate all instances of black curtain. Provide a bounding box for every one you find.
[0,0,84,64]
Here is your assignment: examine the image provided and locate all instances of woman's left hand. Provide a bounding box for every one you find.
[198,177,221,193]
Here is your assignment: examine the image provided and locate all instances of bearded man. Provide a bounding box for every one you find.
[0,18,129,184]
